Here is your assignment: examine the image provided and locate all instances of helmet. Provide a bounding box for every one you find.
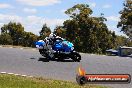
[49,33,56,39]
[38,40,44,42]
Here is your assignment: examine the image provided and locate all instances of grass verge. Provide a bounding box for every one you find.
[0,74,107,88]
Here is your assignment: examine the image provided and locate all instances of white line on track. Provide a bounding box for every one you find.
[14,74,21,76]
[1,72,7,74]
[21,75,27,77]
[7,73,14,75]
[0,72,33,78]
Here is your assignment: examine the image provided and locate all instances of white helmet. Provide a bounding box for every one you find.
[49,33,56,39]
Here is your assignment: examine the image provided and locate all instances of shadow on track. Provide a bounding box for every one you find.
[38,57,49,62]
[30,57,36,59]
[38,57,76,62]
[30,57,76,62]
[56,59,75,62]
[30,57,49,62]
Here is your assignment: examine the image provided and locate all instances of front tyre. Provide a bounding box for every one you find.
[71,52,81,62]
[39,49,48,57]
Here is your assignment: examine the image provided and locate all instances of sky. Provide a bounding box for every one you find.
[0,0,126,36]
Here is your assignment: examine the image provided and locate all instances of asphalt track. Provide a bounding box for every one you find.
[0,47,132,88]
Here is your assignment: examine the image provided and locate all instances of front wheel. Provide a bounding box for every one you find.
[39,49,48,57]
[71,52,81,62]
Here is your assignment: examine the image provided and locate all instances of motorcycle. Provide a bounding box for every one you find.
[35,39,81,62]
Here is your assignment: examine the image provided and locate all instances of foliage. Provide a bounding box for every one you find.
[39,24,51,39]
[22,32,38,47]
[54,26,66,38]
[117,0,132,40]
[61,4,117,54]
[0,22,38,47]
[0,33,13,45]
[115,35,130,47]
[1,22,24,45]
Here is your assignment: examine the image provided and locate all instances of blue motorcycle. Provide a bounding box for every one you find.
[36,39,81,62]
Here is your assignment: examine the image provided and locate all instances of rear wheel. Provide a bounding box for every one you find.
[71,52,81,62]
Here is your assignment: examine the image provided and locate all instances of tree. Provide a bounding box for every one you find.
[39,24,51,39]
[54,26,66,38]
[117,0,132,40]
[22,32,38,47]
[1,22,24,45]
[115,35,128,47]
[0,22,38,47]
[63,4,116,53]
[0,33,13,45]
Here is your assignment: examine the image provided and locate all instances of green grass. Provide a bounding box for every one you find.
[0,74,108,88]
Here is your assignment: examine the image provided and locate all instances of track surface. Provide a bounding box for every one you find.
[0,47,132,88]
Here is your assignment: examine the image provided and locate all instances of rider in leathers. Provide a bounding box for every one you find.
[44,33,63,59]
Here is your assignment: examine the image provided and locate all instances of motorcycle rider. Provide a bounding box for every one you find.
[44,33,63,59]
[45,33,64,45]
